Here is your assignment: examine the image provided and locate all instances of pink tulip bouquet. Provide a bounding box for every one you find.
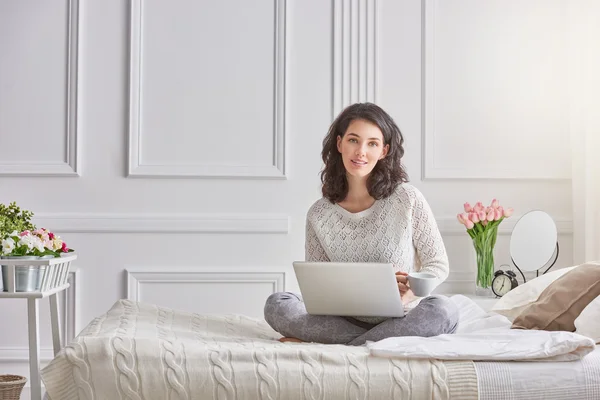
[457,199,514,293]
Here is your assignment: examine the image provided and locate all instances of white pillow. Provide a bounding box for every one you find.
[574,295,600,343]
[491,266,578,321]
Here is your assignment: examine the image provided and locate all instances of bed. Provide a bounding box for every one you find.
[40,297,600,399]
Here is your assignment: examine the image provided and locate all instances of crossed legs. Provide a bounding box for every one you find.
[264,292,459,346]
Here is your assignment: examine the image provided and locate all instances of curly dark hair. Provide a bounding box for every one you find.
[320,103,409,203]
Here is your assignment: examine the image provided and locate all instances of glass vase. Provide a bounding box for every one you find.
[472,225,498,297]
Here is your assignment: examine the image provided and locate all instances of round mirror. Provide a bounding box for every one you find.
[509,210,558,272]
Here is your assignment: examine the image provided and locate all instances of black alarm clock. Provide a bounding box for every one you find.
[491,269,519,297]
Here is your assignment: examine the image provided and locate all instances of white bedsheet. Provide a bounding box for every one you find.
[476,347,600,400]
[368,295,597,362]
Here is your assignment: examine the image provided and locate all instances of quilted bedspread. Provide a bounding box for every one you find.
[41,299,478,400]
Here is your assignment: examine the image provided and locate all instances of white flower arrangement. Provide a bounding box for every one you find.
[1,228,74,258]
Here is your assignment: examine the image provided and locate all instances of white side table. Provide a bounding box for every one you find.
[0,254,76,400]
[462,294,499,313]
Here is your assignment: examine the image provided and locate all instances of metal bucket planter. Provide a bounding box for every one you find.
[1,256,45,292]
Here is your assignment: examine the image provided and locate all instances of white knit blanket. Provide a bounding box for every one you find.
[41,299,477,400]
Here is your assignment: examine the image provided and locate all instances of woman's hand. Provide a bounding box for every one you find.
[396,271,417,305]
[395,271,409,293]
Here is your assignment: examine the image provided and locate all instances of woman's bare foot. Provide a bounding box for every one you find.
[279,337,304,343]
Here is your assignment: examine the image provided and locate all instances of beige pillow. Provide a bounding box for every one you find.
[574,294,600,343]
[491,266,577,321]
[511,263,600,331]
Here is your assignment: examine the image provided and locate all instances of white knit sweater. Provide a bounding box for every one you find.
[305,183,449,322]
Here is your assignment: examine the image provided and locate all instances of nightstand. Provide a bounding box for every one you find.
[462,294,499,313]
[0,254,77,400]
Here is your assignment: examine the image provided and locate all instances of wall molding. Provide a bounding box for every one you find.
[442,271,473,283]
[126,267,286,301]
[420,0,570,181]
[33,213,290,234]
[436,216,573,236]
[0,347,56,364]
[0,270,78,363]
[435,271,477,295]
[332,0,378,119]
[32,213,569,236]
[127,0,287,179]
[0,0,80,177]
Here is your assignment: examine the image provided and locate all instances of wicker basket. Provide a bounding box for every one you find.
[0,375,27,400]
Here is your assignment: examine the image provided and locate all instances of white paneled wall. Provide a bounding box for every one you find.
[422,0,571,180]
[0,0,79,176]
[126,267,285,318]
[332,0,378,117]
[127,0,287,178]
[0,0,590,395]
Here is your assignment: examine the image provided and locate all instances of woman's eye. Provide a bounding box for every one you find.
[369,142,378,147]
[349,138,357,143]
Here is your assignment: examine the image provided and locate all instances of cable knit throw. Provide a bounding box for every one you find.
[305,183,450,322]
[40,300,478,400]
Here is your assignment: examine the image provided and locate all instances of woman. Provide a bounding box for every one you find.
[264,103,459,346]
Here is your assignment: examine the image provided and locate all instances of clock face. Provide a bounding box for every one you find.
[492,274,513,297]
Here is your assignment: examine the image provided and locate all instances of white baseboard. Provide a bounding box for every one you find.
[16,385,48,400]
[0,347,56,363]
[0,350,50,400]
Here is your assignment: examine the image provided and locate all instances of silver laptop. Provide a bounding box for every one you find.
[292,261,404,318]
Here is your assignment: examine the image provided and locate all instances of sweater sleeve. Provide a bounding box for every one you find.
[305,216,330,262]
[410,188,450,281]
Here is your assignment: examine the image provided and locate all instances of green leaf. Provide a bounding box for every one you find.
[0,201,36,237]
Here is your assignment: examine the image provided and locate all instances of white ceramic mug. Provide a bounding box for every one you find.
[407,272,438,297]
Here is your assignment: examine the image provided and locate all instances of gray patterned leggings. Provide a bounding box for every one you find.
[264,292,459,346]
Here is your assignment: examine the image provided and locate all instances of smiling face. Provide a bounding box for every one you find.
[336,119,389,179]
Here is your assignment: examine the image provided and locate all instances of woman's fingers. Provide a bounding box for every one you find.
[401,289,416,305]
[397,282,409,293]
[396,271,409,293]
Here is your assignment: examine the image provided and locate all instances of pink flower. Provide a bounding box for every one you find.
[478,211,486,221]
[19,230,30,237]
[470,212,480,223]
[457,213,469,225]
[464,202,472,213]
[486,209,495,221]
[503,207,514,217]
[494,208,502,220]
[491,198,499,209]
[473,202,484,213]
[61,242,69,252]
[48,232,55,240]
[482,220,488,226]
[465,219,474,229]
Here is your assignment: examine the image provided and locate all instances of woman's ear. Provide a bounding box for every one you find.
[336,135,342,152]
[379,144,390,159]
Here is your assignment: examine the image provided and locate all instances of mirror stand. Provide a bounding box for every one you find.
[511,241,560,283]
